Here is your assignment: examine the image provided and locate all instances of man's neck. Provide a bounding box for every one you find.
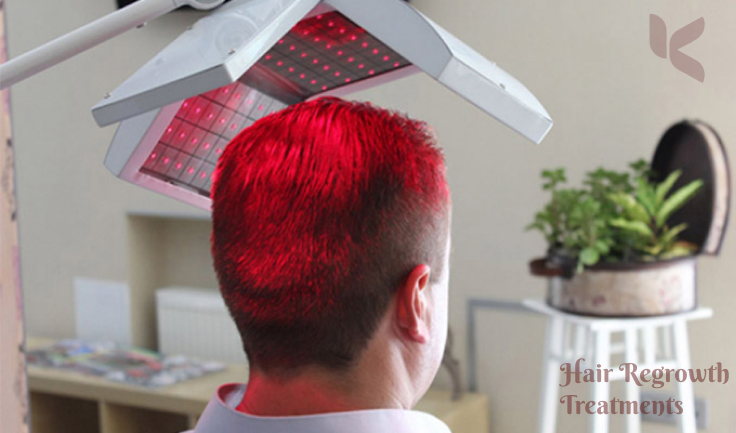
[237,366,408,416]
[237,337,419,416]
[237,312,425,416]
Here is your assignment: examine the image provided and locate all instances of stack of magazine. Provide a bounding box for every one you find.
[26,340,225,388]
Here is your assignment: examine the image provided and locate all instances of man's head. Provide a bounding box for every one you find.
[211,97,450,401]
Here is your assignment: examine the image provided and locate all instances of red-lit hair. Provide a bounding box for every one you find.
[211,97,449,373]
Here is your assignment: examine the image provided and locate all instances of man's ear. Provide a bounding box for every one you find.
[396,264,431,344]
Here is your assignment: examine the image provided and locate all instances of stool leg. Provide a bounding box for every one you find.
[589,330,611,433]
[538,317,564,433]
[661,325,673,359]
[673,321,696,433]
[574,325,587,360]
[624,328,641,433]
[642,327,656,365]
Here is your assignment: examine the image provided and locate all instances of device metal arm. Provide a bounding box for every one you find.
[0,0,224,89]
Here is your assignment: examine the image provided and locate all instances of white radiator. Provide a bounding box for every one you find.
[156,286,246,364]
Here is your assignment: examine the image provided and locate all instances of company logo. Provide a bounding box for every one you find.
[650,15,705,82]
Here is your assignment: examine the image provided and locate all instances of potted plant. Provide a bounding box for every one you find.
[527,121,731,316]
[527,160,704,316]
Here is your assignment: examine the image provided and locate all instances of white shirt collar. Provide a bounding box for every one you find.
[189,383,451,433]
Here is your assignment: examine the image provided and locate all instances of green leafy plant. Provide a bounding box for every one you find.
[608,170,703,260]
[527,160,703,272]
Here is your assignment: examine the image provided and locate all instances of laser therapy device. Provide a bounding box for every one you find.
[0,0,553,209]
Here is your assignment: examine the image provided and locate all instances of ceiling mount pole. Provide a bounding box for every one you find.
[0,0,225,89]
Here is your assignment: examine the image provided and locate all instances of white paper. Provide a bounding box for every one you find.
[74,278,132,346]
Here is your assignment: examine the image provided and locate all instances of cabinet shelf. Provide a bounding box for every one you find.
[28,337,489,433]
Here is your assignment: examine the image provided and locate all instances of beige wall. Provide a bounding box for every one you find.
[7,0,735,432]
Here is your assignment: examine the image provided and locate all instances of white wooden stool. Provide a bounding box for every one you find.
[523,299,712,433]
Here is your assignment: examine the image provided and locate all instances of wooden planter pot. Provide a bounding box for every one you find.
[530,257,696,316]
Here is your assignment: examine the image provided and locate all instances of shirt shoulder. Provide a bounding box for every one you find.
[191,383,452,433]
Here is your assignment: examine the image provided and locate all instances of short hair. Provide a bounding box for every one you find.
[211,97,449,374]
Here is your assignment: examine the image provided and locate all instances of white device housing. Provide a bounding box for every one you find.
[99,0,553,210]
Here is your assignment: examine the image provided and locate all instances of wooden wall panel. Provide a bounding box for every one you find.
[0,1,29,432]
